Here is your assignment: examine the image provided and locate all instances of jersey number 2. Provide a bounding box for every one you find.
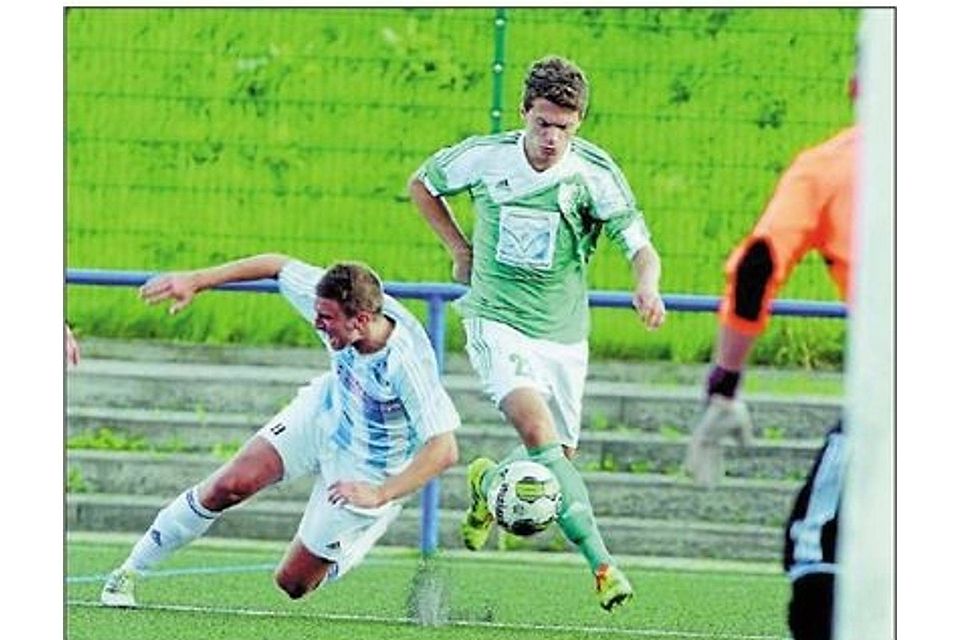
[509,353,532,377]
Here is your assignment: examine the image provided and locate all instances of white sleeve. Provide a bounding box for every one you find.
[586,164,637,222]
[586,165,652,260]
[277,259,326,326]
[416,136,486,197]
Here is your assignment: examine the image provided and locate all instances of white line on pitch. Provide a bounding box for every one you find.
[66,563,276,584]
[68,555,778,585]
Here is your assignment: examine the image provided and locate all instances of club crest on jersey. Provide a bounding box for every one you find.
[557,182,585,216]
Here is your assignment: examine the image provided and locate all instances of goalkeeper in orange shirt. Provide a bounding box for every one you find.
[684,113,859,639]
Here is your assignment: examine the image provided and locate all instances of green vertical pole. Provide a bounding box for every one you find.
[490,8,507,133]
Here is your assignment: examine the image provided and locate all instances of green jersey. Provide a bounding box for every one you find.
[418,130,651,343]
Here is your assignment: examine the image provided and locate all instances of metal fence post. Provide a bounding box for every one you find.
[419,295,447,555]
[490,8,507,133]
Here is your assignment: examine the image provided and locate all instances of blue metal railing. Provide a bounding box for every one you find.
[66,268,846,554]
[66,268,848,317]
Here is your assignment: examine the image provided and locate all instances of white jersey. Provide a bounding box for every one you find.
[277,259,460,482]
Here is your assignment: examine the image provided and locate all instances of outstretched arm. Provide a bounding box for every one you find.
[408,177,473,285]
[140,253,291,314]
[630,244,666,330]
[327,431,459,509]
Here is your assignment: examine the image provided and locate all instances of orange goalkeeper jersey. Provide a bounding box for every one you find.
[718,126,859,336]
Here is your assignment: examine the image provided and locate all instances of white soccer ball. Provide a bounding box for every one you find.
[487,460,561,536]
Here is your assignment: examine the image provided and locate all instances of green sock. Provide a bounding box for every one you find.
[526,443,613,572]
[479,444,527,497]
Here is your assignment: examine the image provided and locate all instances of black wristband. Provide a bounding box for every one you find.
[706,365,741,398]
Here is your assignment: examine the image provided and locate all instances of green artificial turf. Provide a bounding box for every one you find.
[67,537,790,640]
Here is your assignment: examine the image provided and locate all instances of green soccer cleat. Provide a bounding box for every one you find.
[100,567,138,608]
[460,457,496,550]
[595,564,634,611]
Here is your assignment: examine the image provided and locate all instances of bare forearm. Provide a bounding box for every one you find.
[380,432,458,502]
[631,244,661,291]
[408,178,471,257]
[714,324,758,372]
[191,253,290,291]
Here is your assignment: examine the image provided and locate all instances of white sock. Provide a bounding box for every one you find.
[121,486,219,572]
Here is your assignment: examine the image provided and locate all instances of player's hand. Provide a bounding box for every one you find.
[328,480,387,509]
[632,287,666,330]
[65,324,80,366]
[684,395,753,488]
[140,273,199,314]
[452,246,473,285]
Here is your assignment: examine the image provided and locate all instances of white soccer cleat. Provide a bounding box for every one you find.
[100,567,138,607]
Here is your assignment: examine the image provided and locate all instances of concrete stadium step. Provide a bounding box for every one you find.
[67,406,823,481]
[67,492,783,562]
[76,337,713,384]
[78,337,844,390]
[67,358,841,439]
[65,339,835,564]
[67,450,800,527]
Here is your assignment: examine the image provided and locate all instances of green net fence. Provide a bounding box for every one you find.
[66,7,858,364]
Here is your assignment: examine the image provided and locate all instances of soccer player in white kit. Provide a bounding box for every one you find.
[100,253,460,607]
[409,56,665,610]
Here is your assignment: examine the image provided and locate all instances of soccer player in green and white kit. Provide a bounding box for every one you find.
[409,56,665,610]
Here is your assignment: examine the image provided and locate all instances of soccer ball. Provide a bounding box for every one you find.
[487,460,561,536]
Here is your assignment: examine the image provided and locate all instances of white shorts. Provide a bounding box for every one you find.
[294,480,401,581]
[463,317,588,448]
[256,373,402,579]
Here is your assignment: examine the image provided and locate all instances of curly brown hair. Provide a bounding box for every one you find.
[316,262,384,318]
[522,56,589,117]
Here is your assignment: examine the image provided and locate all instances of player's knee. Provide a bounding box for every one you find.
[275,562,331,600]
[733,239,774,320]
[512,414,554,443]
[204,473,260,510]
[275,570,313,600]
[276,578,308,600]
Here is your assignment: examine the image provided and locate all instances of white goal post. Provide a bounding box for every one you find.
[836,8,895,640]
